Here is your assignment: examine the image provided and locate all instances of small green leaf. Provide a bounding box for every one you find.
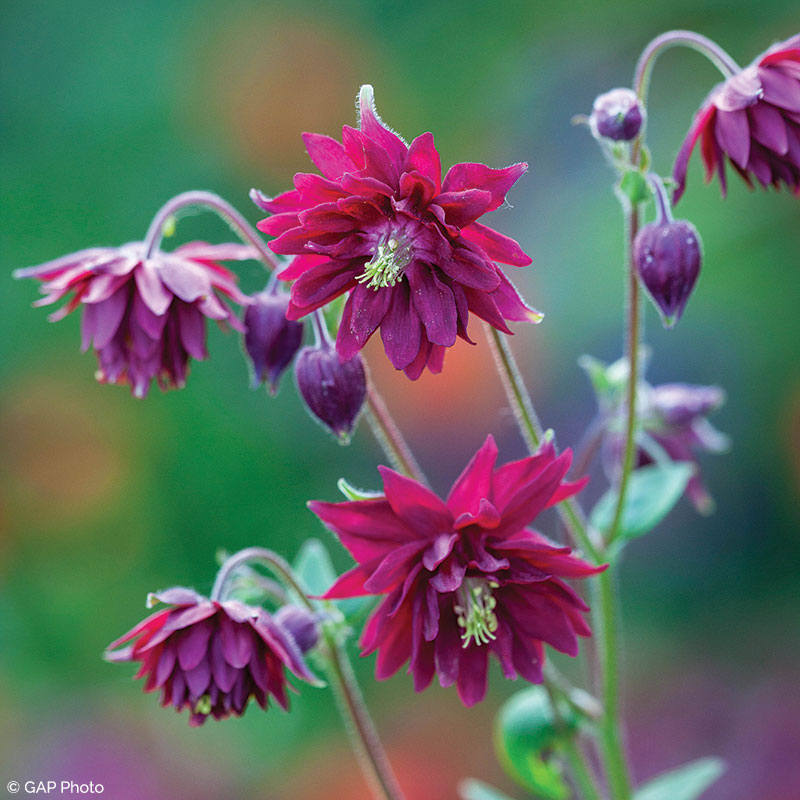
[619,169,651,206]
[459,780,518,800]
[293,539,337,597]
[494,686,574,799]
[590,462,694,540]
[634,758,726,800]
[337,478,383,501]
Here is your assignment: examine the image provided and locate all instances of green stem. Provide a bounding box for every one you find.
[213,548,406,800]
[542,682,603,800]
[363,369,428,485]
[484,324,633,798]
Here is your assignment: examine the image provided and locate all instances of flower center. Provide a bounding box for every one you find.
[356,235,412,290]
[454,578,500,648]
[193,694,212,716]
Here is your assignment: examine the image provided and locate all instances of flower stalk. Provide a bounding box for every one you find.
[143,190,282,271]
[213,547,406,800]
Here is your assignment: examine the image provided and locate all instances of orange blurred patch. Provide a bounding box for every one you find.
[197,13,370,177]
[277,693,499,800]
[0,375,126,535]
[364,324,538,438]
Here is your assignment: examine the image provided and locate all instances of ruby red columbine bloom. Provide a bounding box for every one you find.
[673,34,800,201]
[253,85,540,380]
[14,241,253,397]
[105,588,318,727]
[309,436,604,706]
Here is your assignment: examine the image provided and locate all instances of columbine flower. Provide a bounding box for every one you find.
[673,34,800,201]
[105,588,319,727]
[590,88,645,142]
[252,84,540,380]
[309,436,603,706]
[14,241,253,398]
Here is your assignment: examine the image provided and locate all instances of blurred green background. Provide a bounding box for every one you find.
[1,1,799,798]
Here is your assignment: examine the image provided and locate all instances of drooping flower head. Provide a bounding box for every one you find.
[583,356,730,514]
[673,34,800,201]
[105,588,319,726]
[309,436,603,706]
[253,85,540,380]
[14,241,253,398]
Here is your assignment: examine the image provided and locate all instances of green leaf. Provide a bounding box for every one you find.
[337,478,383,501]
[619,169,651,205]
[459,780,517,800]
[292,538,374,624]
[634,758,726,800]
[590,462,694,540]
[293,538,337,597]
[494,686,574,799]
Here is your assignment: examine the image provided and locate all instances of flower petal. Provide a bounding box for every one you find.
[446,434,498,515]
[442,162,527,212]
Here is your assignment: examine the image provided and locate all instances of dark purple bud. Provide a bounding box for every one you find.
[244,285,305,394]
[295,344,366,442]
[274,605,320,654]
[590,88,644,142]
[634,176,702,328]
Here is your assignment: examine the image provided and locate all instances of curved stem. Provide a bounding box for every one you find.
[210,547,405,800]
[633,30,740,104]
[363,371,428,485]
[142,190,281,271]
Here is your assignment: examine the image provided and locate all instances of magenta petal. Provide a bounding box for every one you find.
[493,271,543,324]
[748,102,790,154]
[289,260,358,314]
[422,533,459,571]
[758,67,800,112]
[184,659,211,698]
[302,132,355,179]
[218,615,254,669]
[439,247,500,291]
[134,261,172,315]
[380,284,422,370]
[447,434,498,515]
[378,466,452,534]
[456,645,489,706]
[91,287,129,348]
[442,161,527,212]
[357,85,408,167]
[405,132,442,191]
[715,108,751,169]
[177,302,207,360]
[673,105,716,202]
[429,557,466,592]
[363,541,426,593]
[406,265,457,347]
[433,189,494,228]
[453,497,501,530]
[460,222,532,267]
[348,282,393,345]
[176,622,212,671]
[434,620,461,687]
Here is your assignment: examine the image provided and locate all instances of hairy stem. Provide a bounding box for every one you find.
[364,371,428,485]
[142,189,281,271]
[211,547,405,800]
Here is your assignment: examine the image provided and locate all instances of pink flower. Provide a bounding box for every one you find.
[309,436,603,706]
[15,241,253,397]
[673,34,800,201]
[105,588,319,727]
[253,85,540,380]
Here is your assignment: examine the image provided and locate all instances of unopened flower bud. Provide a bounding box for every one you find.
[244,284,305,394]
[590,88,644,141]
[634,176,702,328]
[274,605,320,654]
[295,343,366,442]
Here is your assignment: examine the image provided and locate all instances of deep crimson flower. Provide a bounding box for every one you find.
[105,588,319,727]
[673,34,800,201]
[15,241,253,397]
[253,85,540,380]
[309,436,603,706]
[604,381,729,513]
